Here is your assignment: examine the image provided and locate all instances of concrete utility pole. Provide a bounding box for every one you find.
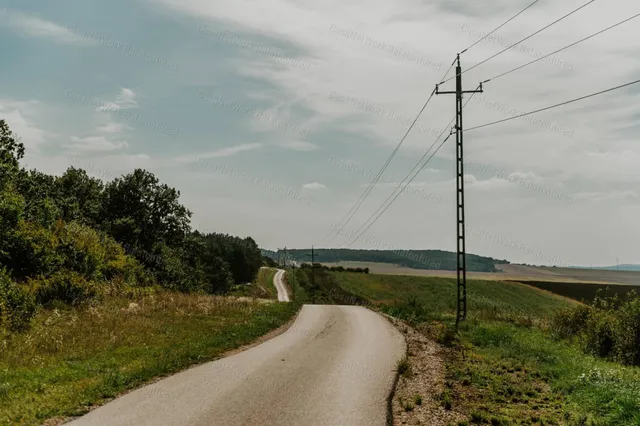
[436,54,483,326]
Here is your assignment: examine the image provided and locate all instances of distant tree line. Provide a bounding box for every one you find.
[0,119,262,330]
[280,249,509,272]
[301,263,369,274]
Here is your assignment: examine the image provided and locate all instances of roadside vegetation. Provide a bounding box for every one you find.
[331,272,640,425]
[0,294,298,425]
[0,119,301,425]
[230,267,278,299]
[283,266,369,305]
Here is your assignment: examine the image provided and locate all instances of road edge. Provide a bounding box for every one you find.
[57,304,304,425]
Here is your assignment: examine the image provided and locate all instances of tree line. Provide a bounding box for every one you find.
[281,249,510,272]
[0,119,262,330]
[300,263,369,274]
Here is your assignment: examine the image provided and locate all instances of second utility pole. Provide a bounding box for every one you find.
[307,245,316,287]
[436,54,483,326]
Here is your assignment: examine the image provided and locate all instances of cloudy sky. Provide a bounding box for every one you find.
[1,0,639,267]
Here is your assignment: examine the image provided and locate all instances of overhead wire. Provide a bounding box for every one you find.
[459,0,542,55]
[442,0,598,85]
[319,57,458,247]
[343,87,482,248]
[483,10,640,84]
[466,78,640,133]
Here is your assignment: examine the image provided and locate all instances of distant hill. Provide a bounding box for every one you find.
[269,248,510,273]
[569,264,640,272]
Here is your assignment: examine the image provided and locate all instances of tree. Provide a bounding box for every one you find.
[56,167,104,225]
[100,169,192,256]
[201,233,262,285]
[14,169,61,227]
[0,120,25,190]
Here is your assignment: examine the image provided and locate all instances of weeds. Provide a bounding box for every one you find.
[396,356,412,378]
[413,393,423,406]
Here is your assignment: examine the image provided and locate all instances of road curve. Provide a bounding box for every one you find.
[66,305,406,426]
[273,268,290,302]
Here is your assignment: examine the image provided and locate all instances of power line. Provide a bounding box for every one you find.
[321,57,458,247]
[344,88,482,247]
[346,132,454,248]
[442,0,597,85]
[460,0,542,55]
[483,10,640,84]
[321,88,435,247]
[467,78,640,132]
[344,124,456,246]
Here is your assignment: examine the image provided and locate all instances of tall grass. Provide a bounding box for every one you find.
[0,292,299,425]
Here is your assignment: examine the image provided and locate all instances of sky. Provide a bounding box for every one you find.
[1,0,639,267]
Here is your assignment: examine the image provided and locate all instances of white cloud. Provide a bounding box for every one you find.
[277,140,318,151]
[96,88,138,112]
[302,182,327,190]
[171,143,264,166]
[198,143,263,159]
[0,9,94,45]
[96,121,130,134]
[63,136,129,154]
[0,99,49,151]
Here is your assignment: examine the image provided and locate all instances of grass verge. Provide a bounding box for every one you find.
[228,267,278,299]
[0,292,300,425]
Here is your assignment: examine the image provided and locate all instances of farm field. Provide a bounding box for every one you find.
[320,261,640,285]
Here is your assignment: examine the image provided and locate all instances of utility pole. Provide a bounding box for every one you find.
[306,245,316,287]
[436,54,483,326]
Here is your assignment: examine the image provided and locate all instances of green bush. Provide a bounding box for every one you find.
[6,220,62,280]
[612,293,640,366]
[30,270,103,306]
[53,221,150,286]
[550,304,590,339]
[0,268,36,331]
[580,308,618,358]
[552,292,640,366]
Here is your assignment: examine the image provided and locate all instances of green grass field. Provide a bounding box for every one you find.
[0,292,299,426]
[332,272,640,425]
[334,272,576,321]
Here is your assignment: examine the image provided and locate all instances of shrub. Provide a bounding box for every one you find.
[612,293,640,366]
[53,221,105,279]
[30,270,103,305]
[550,304,590,339]
[579,308,618,358]
[552,292,640,366]
[0,268,36,331]
[5,220,62,280]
